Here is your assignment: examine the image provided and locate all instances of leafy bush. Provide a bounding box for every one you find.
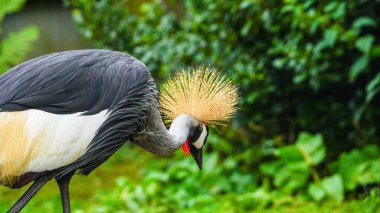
[0,0,39,74]
[64,0,380,209]
[261,133,345,203]
[75,137,379,212]
[261,133,326,196]
[336,145,380,192]
[64,0,380,151]
[262,132,379,204]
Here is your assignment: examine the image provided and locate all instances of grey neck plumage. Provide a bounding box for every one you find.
[132,105,188,156]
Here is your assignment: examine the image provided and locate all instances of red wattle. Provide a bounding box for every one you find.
[182,140,190,156]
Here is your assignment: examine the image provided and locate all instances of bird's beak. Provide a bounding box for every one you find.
[189,143,203,170]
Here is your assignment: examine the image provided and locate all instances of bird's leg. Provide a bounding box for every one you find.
[56,172,74,213]
[8,175,53,213]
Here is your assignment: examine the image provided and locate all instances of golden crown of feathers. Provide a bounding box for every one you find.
[159,66,239,127]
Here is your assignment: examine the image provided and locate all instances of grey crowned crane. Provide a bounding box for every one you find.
[0,49,238,212]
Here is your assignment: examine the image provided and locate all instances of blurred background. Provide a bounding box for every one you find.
[0,0,380,212]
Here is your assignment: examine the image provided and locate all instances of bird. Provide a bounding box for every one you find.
[0,49,238,212]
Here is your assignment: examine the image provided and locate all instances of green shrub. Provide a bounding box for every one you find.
[64,0,380,207]
[65,0,380,151]
[0,0,39,74]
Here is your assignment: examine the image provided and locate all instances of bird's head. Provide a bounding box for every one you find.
[160,67,238,170]
[168,114,209,169]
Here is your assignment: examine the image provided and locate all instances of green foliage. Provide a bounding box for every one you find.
[262,132,379,205]
[0,26,39,72]
[64,0,380,210]
[337,145,380,191]
[308,174,344,203]
[0,0,25,22]
[115,153,256,212]
[65,0,380,148]
[261,133,325,194]
[66,141,378,212]
[0,0,39,74]
[64,146,378,212]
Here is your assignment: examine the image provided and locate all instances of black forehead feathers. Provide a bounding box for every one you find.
[188,124,203,143]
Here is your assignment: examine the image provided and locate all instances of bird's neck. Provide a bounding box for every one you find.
[132,106,190,156]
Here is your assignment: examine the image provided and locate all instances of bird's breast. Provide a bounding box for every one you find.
[0,109,108,186]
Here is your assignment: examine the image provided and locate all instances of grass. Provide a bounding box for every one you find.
[262,199,380,213]
[0,144,379,213]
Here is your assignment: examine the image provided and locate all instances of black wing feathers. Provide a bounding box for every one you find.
[59,66,158,177]
[0,49,147,114]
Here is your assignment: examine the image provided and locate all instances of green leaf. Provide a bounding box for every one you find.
[337,145,380,192]
[353,17,377,30]
[273,162,309,192]
[366,72,380,103]
[296,132,326,165]
[332,3,345,19]
[0,26,39,73]
[324,29,338,47]
[355,35,374,54]
[356,160,380,185]
[276,146,304,162]
[241,20,252,36]
[338,149,366,190]
[308,183,326,202]
[321,174,344,203]
[296,133,323,152]
[0,0,25,22]
[260,161,283,176]
[323,2,338,13]
[349,55,369,82]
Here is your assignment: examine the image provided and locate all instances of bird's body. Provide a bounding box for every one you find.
[0,109,107,187]
[0,50,161,190]
[0,49,237,212]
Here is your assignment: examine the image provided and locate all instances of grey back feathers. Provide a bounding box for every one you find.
[0,49,148,115]
[0,49,175,179]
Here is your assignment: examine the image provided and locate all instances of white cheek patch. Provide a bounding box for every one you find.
[168,114,191,145]
[193,124,207,149]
